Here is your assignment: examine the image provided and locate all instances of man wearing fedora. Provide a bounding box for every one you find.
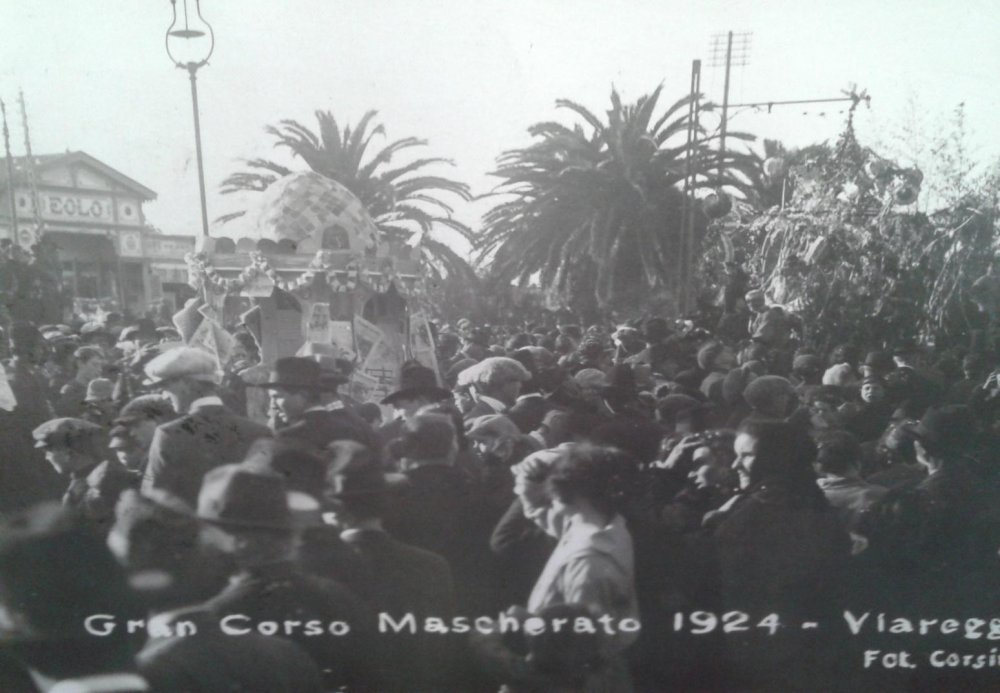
[378,361,452,446]
[194,464,380,692]
[257,357,380,453]
[142,347,271,506]
[0,503,150,692]
[324,440,458,691]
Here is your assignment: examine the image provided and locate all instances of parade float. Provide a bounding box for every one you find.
[183,171,439,405]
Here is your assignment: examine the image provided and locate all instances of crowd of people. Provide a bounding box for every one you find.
[2,289,1000,692]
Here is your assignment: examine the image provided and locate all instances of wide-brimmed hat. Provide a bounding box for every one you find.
[903,404,975,454]
[242,438,327,495]
[325,441,388,499]
[196,465,292,530]
[0,503,142,641]
[382,363,450,404]
[253,357,333,391]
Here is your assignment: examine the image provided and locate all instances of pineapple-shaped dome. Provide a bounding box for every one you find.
[245,171,381,255]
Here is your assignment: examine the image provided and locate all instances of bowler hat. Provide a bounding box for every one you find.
[382,363,450,404]
[85,378,114,402]
[254,357,331,391]
[197,465,292,530]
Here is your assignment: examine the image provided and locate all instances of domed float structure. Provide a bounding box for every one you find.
[184,172,439,406]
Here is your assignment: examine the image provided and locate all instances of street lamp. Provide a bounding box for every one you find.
[165,0,214,237]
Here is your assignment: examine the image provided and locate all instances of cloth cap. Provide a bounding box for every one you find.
[456,357,531,389]
[143,347,221,386]
[573,368,608,389]
[116,395,177,425]
[465,414,521,440]
[822,363,855,386]
[32,418,103,450]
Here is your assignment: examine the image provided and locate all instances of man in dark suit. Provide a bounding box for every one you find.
[383,413,496,613]
[0,322,62,512]
[257,357,381,452]
[142,347,271,506]
[194,464,380,692]
[324,440,458,691]
[0,504,150,692]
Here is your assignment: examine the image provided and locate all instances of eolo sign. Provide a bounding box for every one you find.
[43,194,113,222]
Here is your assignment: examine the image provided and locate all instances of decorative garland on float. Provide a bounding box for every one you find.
[184,249,425,298]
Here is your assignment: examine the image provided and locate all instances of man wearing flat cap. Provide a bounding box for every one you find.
[142,347,270,506]
[457,356,532,420]
[256,357,379,453]
[32,416,107,510]
[194,464,380,691]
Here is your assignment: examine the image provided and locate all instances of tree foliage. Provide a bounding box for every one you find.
[219,110,477,284]
[712,105,1000,352]
[476,85,759,318]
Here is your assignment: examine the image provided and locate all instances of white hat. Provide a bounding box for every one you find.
[456,357,531,388]
[143,347,221,386]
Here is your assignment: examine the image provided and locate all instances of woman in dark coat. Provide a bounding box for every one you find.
[711,420,852,691]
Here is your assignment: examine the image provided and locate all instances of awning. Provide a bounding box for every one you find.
[46,231,117,262]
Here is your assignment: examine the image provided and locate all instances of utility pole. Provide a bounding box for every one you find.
[709,32,751,172]
[680,60,701,313]
[0,100,18,242]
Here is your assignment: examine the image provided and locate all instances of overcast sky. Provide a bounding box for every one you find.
[2,0,998,250]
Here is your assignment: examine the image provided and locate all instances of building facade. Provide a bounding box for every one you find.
[0,151,195,317]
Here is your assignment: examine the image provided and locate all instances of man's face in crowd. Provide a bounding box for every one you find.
[810,401,842,430]
[269,387,310,423]
[732,432,757,490]
[44,448,72,474]
[861,382,885,403]
[393,397,426,421]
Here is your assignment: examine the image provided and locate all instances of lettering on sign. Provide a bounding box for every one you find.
[43,194,114,222]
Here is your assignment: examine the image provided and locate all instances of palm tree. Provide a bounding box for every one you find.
[219,110,477,283]
[475,86,758,315]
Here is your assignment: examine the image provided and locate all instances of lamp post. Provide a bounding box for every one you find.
[165,0,214,237]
